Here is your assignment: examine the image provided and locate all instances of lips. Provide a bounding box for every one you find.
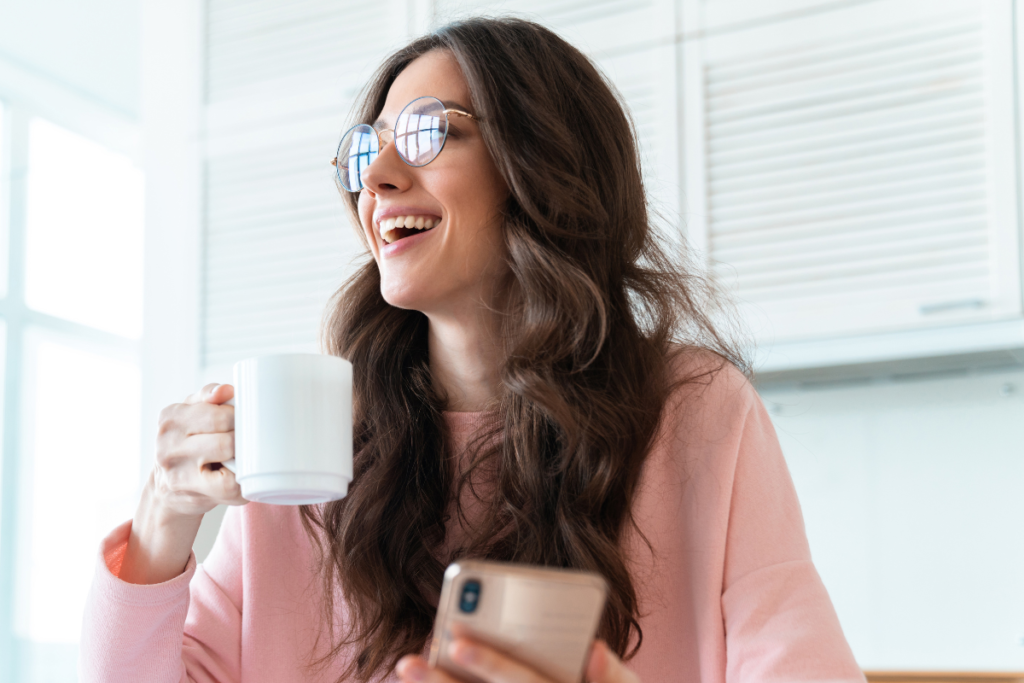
[378,214,441,244]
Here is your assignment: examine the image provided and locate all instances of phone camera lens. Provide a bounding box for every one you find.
[459,580,481,613]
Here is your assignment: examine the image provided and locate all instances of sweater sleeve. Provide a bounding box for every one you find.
[79,507,245,683]
[720,379,865,683]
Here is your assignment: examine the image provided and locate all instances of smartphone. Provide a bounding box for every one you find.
[428,560,608,683]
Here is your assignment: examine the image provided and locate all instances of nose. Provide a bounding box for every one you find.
[360,131,412,194]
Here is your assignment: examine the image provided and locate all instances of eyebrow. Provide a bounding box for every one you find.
[371,100,475,128]
[442,100,473,113]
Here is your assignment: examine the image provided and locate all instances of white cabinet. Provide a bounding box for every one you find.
[594,42,683,223]
[681,0,1024,377]
[436,0,678,53]
[697,0,865,32]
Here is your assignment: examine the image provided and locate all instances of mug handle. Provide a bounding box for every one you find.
[221,397,237,473]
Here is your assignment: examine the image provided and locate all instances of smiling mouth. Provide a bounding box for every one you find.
[379,215,441,244]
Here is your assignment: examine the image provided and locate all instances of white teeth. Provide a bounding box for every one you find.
[378,215,441,244]
[380,217,396,244]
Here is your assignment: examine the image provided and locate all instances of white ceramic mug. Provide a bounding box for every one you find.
[221,353,353,505]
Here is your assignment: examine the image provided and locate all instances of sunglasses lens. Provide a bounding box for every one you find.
[395,97,447,166]
[336,124,379,191]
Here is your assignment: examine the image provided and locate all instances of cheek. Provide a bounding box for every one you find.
[441,219,507,298]
[357,196,378,253]
[435,168,507,276]
[459,220,504,266]
[435,161,506,226]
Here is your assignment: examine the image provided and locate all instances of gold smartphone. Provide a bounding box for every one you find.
[428,560,608,683]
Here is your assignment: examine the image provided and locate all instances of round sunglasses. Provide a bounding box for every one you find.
[331,95,479,192]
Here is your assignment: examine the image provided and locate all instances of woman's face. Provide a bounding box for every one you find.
[356,50,509,317]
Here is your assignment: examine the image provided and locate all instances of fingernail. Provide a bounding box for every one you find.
[451,640,480,665]
[208,384,220,397]
[402,660,428,682]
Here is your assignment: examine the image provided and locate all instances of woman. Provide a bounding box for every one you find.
[82,17,864,683]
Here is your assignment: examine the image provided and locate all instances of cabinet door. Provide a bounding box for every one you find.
[698,0,860,32]
[682,0,1021,344]
[435,0,678,53]
[593,43,683,224]
[201,0,415,373]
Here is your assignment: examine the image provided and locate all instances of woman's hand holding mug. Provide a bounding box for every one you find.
[119,382,245,585]
[152,382,246,516]
[119,353,352,585]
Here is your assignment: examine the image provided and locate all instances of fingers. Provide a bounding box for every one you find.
[157,432,235,479]
[153,434,245,508]
[198,464,246,505]
[394,640,633,683]
[206,383,234,405]
[160,384,233,441]
[185,402,234,436]
[395,656,462,683]
[585,641,639,683]
[183,432,235,467]
[158,401,233,438]
[454,639,545,683]
[184,383,223,405]
[151,383,243,517]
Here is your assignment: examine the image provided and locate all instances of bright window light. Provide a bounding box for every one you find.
[25,118,143,339]
[0,322,6,534]
[0,100,6,299]
[13,330,139,644]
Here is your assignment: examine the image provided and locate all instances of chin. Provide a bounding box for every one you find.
[379,279,432,312]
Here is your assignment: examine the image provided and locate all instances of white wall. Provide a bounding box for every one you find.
[762,369,1024,670]
[138,0,202,481]
[0,0,139,118]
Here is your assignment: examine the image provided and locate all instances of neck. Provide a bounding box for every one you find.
[427,304,504,412]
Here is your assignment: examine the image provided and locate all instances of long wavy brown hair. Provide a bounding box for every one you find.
[300,16,744,682]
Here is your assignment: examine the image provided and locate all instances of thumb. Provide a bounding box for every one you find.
[586,641,639,683]
[184,382,223,405]
[206,383,234,404]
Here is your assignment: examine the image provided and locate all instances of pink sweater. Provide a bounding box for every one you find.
[81,360,865,682]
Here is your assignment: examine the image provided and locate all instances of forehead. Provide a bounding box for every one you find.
[379,50,471,120]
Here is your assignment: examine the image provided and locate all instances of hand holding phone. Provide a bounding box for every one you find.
[428,560,609,683]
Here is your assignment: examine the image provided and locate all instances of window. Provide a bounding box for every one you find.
[25,118,143,338]
[0,102,143,682]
